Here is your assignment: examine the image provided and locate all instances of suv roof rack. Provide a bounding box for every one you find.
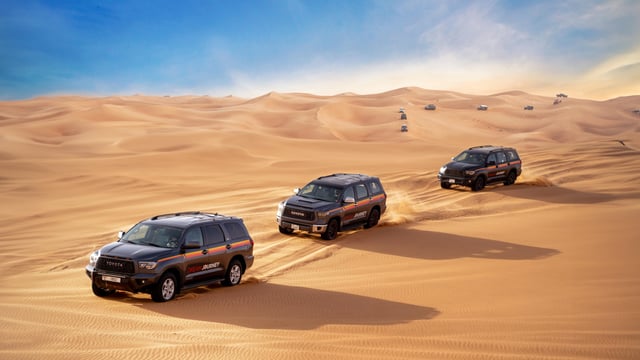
[151,211,203,220]
[469,145,494,149]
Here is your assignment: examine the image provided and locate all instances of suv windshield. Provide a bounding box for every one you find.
[298,183,342,202]
[121,223,183,248]
[453,151,486,165]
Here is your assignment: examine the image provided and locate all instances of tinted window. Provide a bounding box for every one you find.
[223,222,248,241]
[184,227,204,248]
[496,152,507,164]
[506,150,519,161]
[343,186,355,200]
[355,183,369,200]
[204,225,225,247]
[367,180,384,195]
[487,153,497,165]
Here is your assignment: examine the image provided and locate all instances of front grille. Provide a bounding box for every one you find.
[445,169,464,177]
[96,256,135,274]
[284,207,315,221]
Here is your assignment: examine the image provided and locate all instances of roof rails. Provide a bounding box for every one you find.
[151,211,202,220]
[469,145,494,149]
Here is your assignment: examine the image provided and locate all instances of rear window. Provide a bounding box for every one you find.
[505,150,519,161]
[223,222,249,241]
[367,179,384,195]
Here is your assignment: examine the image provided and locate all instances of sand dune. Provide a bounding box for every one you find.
[1,88,639,359]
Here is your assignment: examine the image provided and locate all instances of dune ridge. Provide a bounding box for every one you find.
[1,87,639,359]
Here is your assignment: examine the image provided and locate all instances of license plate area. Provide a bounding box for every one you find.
[291,224,300,230]
[448,179,456,183]
[102,275,121,283]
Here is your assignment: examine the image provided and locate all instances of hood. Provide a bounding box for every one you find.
[284,195,338,211]
[99,241,176,261]
[443,161,482,172]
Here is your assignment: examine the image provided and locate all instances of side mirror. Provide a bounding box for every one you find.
[117,231,125,240]
[343,197,355,204]
[293,188,300,194]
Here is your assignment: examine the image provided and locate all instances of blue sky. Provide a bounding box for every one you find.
[1,0,638,100]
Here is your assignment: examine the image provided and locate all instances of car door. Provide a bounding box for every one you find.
[494,151,509,180]
[201,224,227,279]
[340,185,361,227]
[182,226,220,284]
[346,183,370,225]
[485,153,500,182]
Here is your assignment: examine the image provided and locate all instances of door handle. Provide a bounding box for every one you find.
[202,249,208,255]
[226,244,232,250]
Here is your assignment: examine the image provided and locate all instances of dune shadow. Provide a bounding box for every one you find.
[342,227,560,261]
[140,282,439,329]
[498,183,617,204]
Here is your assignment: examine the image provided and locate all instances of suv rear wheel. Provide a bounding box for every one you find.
[504,171,517,185]
[152,273,177,302]
[364,208,380,229]
[222,259,243,286]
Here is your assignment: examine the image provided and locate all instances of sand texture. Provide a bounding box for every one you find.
[1,87,639,359]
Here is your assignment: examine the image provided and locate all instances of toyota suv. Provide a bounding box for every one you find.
[276,173,387,240]
[86,211,254,302]
[438,146,522,191]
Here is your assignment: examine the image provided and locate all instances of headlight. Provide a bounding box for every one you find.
[317,211,329,218]
[464,170,476,175]
[277,201,285,216]
[439,166,447,174]
[89,251,100,266]
[138,261,157,270]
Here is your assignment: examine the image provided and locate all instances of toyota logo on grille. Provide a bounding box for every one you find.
[105,260,124,268]
[290,211,305,216]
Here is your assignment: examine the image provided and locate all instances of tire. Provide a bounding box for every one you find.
[279,226,294,235]
[151,273,177,302]
[222,259,243,286]
[441,181,451,189]
[472,176,485,191]
[364,208,380,229]
[92,282,115,297]
[503,171,517,185]
[321,219,339,240]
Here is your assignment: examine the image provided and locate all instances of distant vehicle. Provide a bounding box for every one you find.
[399,107,405,113]
[438,145,522,191]
[401,124,408,132]
[524,105,534,110]
[400,112,407,120]
[276,173,387,240]
[553,98,562,105]
[556,93,568,98]
[632,109,640,114]
[424,104,436,110]
[477,105,488,111]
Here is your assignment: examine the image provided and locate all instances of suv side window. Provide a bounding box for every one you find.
[184,227,204,248]
[367,180,384,195]
[496,152,507,164]
[343,186,355,201]
[204,224,225,247]
[355,183,369,201]
[506,150,519,161]
[222,222,248,241]
[486,153,497,165]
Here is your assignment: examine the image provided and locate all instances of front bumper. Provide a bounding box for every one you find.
[438,173,473,186]
[277,216,327,233]
[86,265,158,293]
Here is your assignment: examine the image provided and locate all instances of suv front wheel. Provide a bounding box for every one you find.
[321,219,339,240]
[472,176,486,191]
[152,273,177,302]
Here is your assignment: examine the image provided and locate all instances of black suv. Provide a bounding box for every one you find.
[86,211,254,302]
[276,173,387,240]
[438,146,522,191]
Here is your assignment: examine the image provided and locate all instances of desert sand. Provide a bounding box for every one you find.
[1,87,639,359]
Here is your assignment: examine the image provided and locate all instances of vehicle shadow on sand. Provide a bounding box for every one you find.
[140,282,440,330]
[342,226,560,261]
